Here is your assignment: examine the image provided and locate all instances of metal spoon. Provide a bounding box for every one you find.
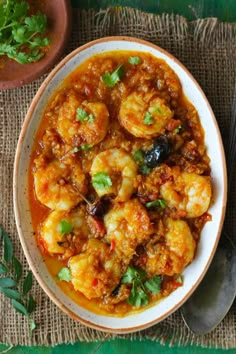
[181,85,236,335]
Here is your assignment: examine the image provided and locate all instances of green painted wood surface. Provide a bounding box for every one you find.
[1,339,236,353]
[1,1,235,353]
[71,0,236,21]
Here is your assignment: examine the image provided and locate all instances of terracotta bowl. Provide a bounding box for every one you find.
[13,37,227,333]
[0,0,72,90]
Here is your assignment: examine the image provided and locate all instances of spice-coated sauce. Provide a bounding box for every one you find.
[29,51,212,316]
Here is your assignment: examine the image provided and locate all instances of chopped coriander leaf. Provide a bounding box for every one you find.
[57,267,71,282]
[144,112,154,125]
[145,199,167,209]
[173,124,182,134]
[128,56,142,65]
[155,107,163,115]
[81,144,92,151]
[128,285,149,307]
[59,220,73,235]
[71,147,79,154]
[88,113,95,122]
[76,108,94,123]
[0,1,50,64]
[144,275,162,294]
[133,149,144,163]
[121,266,146,284]
[175,274,183,284]
[139,163,151,175]
[76,108,87,121]
[92,172,112,190]
[102,65,124,88]
[122,266,150,308]
[159,199,167,208]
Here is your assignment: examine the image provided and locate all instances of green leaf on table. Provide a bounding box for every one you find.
[57,267,71,282]
[102,65,124,88]
[128,56,142,65]
[29,318,36,332]
[0,287,21,300]
[27,295,36,314]
[23,271,33,295]
[3,231,13,264]
[59,220,73,236]
[0,263,8,275]
[12,299,29,316]
[92,172,112,190]
[0,225,3,242]
[144,275,162,294]
[13,256,23,282]
[0,277,17,288]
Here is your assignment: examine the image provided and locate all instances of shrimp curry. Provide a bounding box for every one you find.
[29,51,212,316]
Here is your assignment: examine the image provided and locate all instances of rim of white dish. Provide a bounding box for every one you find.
[13,36,227,333]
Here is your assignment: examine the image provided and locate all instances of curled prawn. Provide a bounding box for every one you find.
[90,148,137,202]
[57,89,109,147]
[69,239,121,299]
[146,218,196,276]
[119,91,173,138]
[34,155,87,211]
[104,199,153,260]
[39,207,89,258]
[160,166,212,218]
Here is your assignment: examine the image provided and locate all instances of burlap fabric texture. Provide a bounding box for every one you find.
[0,7,236,348]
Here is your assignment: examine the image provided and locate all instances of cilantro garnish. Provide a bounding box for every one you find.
[0,0,50,64]
[57,267,71,282]
[128,56,142,65]
[76,108,94,123]
[173,124,182,134]
[145,199,167,209]
[102,65,124,88]
[121,266,162,307]
[81,144,92,151]
[144,275,162,294]
[133,149,151,175]
[155,107,163,115]
[59,220,73,235]
[144,112,154,125]
[92,172,112,190]
[133,149,145,163]
[71,147,80,154]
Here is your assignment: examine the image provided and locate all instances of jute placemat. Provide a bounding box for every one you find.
[0,7,236,348]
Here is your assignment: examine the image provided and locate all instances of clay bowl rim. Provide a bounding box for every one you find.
[13,36,227,334]
[0,0,72,90]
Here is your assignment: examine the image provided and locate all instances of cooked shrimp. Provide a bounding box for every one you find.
[90,148,138,202]
[160,166,211,218]
[69,239,121,299]
[40,207,89,257]
[119,91,173,138]
[104,199,153,260]
[57,90,109,147]
[146,218,196,276]
[34,157,86,210]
